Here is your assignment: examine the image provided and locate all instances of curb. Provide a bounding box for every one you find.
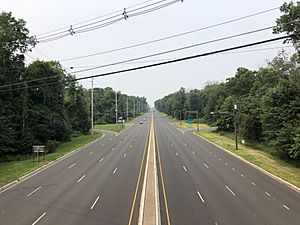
[0,133,105,194]
[193,131,300,194]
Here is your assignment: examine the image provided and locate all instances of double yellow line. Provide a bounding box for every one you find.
[127,114,171,225]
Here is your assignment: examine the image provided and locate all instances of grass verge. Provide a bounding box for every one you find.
[94,124,125,133]
[0,133,102,188]
[196,130,300,188]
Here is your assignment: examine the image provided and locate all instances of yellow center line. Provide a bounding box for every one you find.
[154,122,171,225]
[128,119,151,225]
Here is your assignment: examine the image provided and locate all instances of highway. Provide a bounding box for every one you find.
[154,111,300,225]
[1,110,300,225]
[0,114,151,225]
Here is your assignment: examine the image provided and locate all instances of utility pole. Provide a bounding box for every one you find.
[234,104,238,150]
[115,91,118,125]
[196,110,199,132]
[91,78,94,135]
[126,97,128,122]
[133,100,136,118]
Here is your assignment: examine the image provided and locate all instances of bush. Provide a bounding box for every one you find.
[46,140,59,153]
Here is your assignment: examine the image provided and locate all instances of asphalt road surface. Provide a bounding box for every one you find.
[0,114,151,225]
[154,111,300,225]
[1,110,300,225]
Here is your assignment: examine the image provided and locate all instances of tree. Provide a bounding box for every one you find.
[0,12,36,158]
[273,1,300,50]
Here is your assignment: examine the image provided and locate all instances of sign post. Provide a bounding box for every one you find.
[32,145,45,163]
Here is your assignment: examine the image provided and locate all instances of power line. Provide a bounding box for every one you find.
[0,35,291,93]
[59,6,280,62]
[5,26,287,89]
[69,26,274,74]
[35,0,156,37]
[37,0,182,43]
[64,45,294,70]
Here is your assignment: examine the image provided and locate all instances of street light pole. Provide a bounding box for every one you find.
[234,104,238,150]
[115,91,118,125]
[126,97,128,122]
[91,77,94,135]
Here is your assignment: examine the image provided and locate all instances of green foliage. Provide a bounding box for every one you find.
[0,12,148,160]
[273,1,300,50]
[155,51,300,160]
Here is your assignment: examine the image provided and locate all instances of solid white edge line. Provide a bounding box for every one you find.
[226,186,236,196]
[77,175,86,183]
[183,165,187,172]
[123,153,127,158]
[89,151,94,155]
[27,186,42,197]
[265,192,271,196]
[90,196,100,210]
[204,163,209,169]
[251,182,256,186]
[32,212,46,225]
[197,191,205,203]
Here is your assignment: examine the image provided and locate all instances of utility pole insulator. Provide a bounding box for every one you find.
[68,25,75,35]
[123,8,129,20]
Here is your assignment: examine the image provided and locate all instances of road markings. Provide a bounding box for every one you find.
[226,186,236,196]
[192,151,195,155]
[68,163,76,169]
[77,175,86,183]
[214,155,217,157]
[112,147,115,151]
[128,117,150,225]
[89,151,94,155]
[265,192,271,197]
[184,143,187,146]
[155,126,171,225]
[130,144,133,148]
[110,138,113,141]
[123,153,127,158]
[170,144,173,148]
[219,158,222,161]
[241,174,245,178]
[175,152,179,157]
[197,191,205,203]
[99,157,104,163]
[102,143,105,146]
[232,168,236,171]
[113,168,118,174]
[27,186,42,197]
[204,163,209,169]
[225,162,228,166]
[251,181,256,186]
[283,204,290,210]
[32,212,46,225]
[90,196,100,210]
[182,166,187,172]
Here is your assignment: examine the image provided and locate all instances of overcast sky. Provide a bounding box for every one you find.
[1,0,295,106]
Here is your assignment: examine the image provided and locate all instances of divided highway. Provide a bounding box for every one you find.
[1,110,299,225]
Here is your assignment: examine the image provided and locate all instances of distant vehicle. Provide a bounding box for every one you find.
[139,121,143,124]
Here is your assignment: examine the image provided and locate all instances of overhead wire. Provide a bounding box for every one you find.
[37,0,182,43]
[59,6,280,62]
[35,0,157,37]
[0,35,291,93]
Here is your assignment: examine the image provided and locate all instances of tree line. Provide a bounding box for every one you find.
[155,2,300,160]
[0,12,148,161]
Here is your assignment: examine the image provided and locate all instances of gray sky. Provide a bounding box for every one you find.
[1,0,295,106]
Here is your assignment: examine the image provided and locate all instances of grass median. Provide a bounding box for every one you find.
[196,130,300,189]
[94,124,125,133]
[0,133,102,188]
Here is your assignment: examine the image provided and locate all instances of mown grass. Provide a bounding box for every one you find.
[0,133,102,188]
[160,113,210,129]
[94,124,124,133]
[196,130,300,188]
